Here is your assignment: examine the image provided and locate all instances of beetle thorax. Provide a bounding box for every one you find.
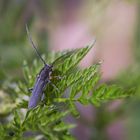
[39,65,52,80]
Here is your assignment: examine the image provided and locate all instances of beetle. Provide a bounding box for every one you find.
[26,25,57,109]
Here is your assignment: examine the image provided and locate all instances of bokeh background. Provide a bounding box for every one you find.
[0,0,140,140]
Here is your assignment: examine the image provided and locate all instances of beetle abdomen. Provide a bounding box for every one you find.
[28,79,45,109]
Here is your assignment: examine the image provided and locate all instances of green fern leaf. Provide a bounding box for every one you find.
[52,41,96,74]
[90,84,135,106]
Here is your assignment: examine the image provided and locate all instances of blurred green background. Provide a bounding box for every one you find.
[0,0,140,140]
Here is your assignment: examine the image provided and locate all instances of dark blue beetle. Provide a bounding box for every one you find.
[28,64,53,109]
[26,25,55,109]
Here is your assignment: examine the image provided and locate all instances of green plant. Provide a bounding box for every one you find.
[0,42,135,140]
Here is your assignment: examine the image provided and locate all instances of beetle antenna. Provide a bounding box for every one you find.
[26,24,46,65]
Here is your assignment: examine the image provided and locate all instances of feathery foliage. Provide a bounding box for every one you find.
[0,42,135,140]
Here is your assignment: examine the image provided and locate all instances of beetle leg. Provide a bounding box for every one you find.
[41,93,45,101]
[47,79,59,92]
[36,74,40,78]
[28,88,33,92]
[43,79,60,92]
[50,75,63,80]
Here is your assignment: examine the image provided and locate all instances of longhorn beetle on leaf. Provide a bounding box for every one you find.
[26,25,59,109]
